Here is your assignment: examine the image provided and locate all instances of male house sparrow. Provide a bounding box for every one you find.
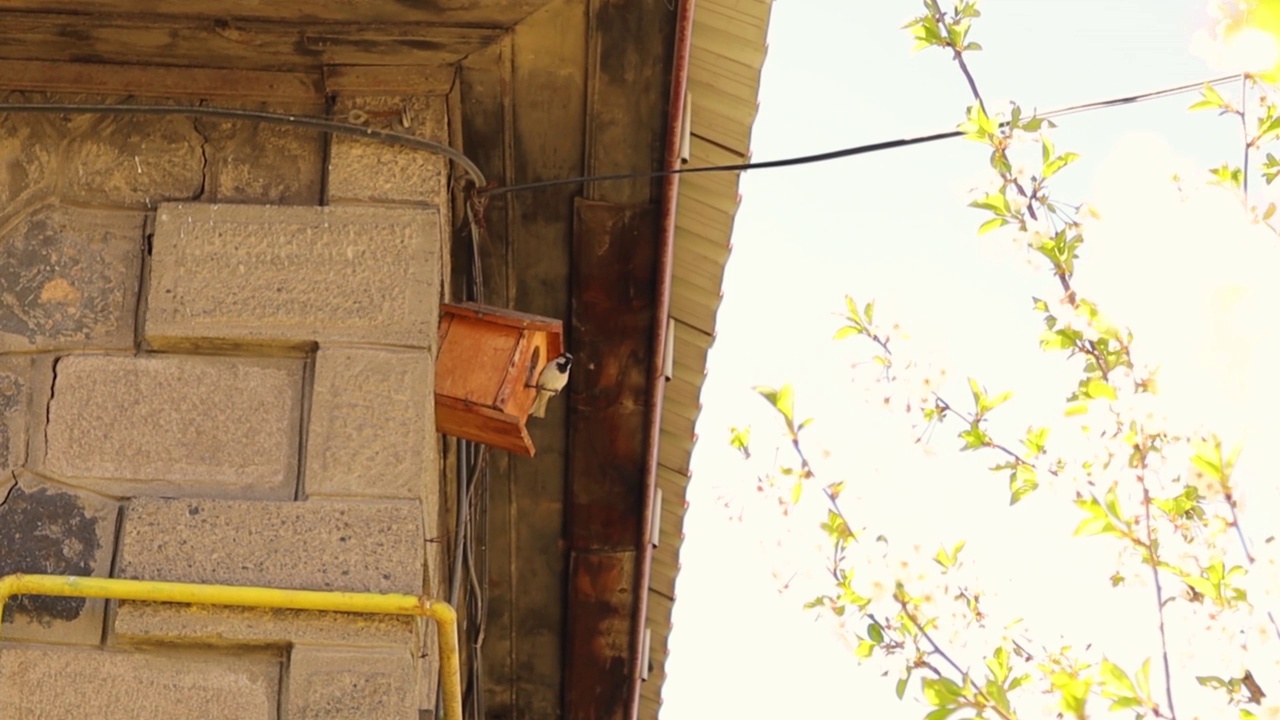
[530,353,573,418]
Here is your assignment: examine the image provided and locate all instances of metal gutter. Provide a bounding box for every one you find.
[629,0,696,715]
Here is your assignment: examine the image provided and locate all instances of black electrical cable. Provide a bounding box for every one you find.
[0,102,487,186]
[480,73,1243,195]
[0,73,1240,199]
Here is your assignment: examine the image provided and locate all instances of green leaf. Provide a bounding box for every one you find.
[755,384,796,430]
[1099,660,1139,709]
[924,708,958,720]
[833,325,863,340]
[1043,151,1080,180]
[1084,378,1117,401]
[968,191,1011,215]
[1040,329,1075,351]
[868,623,884,644]
[921,677,963,706]
[844,295,863,321]
[729,426,751,459]
[968,377,985,407]
[1021,426,1050,455]
[985,390,1013,413]
[1136,658,1151,699]
[896,673,910,700]
[855,639,876,658]
[959,424,989,450]
[789,479,802,505]
[933,540,966,569]
[1009,463,1038,505]
[1189,83,1228,112]
[977,216,1008,235]
[986,645,1011,683]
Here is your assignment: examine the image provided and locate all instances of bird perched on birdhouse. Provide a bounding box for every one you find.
[530,353,573,418]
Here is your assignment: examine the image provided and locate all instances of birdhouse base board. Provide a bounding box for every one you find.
[436,397,535,456]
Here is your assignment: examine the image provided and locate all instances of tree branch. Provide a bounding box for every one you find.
[1139,471,1178,719]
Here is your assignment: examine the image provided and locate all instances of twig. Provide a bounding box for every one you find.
[898,598,1017,720]
[1140,473,1178,719]
[933,396,1038,469]
[1242,75,1251,204]
[1223,490,1280,642]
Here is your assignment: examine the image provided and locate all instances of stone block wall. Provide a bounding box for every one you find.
[0,89,452,719]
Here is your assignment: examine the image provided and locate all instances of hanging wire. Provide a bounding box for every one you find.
[0,101,486,187]
[476,72,1243,195]
[0,72,1238,201]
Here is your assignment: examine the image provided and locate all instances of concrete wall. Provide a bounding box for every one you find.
[0,90,451,718]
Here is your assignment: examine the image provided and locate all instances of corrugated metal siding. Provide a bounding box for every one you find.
[644,0,772,714]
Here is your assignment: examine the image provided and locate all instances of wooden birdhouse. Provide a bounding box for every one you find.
[435,302,566,456]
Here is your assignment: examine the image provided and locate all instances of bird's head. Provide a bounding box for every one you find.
[556,353,574,371]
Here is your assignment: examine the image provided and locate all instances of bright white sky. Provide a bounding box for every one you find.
[662,1,1280,718]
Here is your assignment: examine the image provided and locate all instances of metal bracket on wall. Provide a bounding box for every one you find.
[0,573,463,720]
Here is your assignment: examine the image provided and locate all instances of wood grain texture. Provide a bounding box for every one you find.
[583,0,676,204]
[503,0,589,716]
[563,0,674,717]
[322,65,456,97]
[0,12,501,71]
[0,0,551,28]
[564,199,659,720]
[0,59,323,100]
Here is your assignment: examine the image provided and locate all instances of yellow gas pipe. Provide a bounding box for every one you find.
[0,573,462,720]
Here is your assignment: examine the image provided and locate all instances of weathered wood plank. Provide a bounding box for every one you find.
[322,65,456,97]
[566,550,636,716]
[0,0,551,29]
[566,1,674,718]
[0,59,323,100]
[565,198,659,720]
[583,0,676,204]
[0,13,502,71]
[505,0,588,716]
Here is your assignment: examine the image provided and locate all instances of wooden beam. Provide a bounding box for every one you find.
[0,59,323,101]
[0,13,501,71]
[582,0,676,205]
[502,0,588,715]
[565,199,658,720]
[322,66,456,97]
[564,1,675,718]
[0,1,552,29]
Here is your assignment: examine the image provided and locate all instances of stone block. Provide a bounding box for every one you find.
[0,356,31,474]
[59,111,206,208]
[197,100,326,205]
[0,206,143,352]
[0,644,280,720]
[305,347,437,502]
[113,496,424,646]
[43,354,302,499]
[285,647,418,720]
[111,603,414,649]
[327,95,450,207]
[0,472,119,644]
[0,111,55,212]
[145,203,441,349]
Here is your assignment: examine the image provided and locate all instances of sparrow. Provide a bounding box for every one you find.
[530,352,573,418]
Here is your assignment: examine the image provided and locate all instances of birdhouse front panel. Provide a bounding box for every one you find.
[435,302,565,456]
